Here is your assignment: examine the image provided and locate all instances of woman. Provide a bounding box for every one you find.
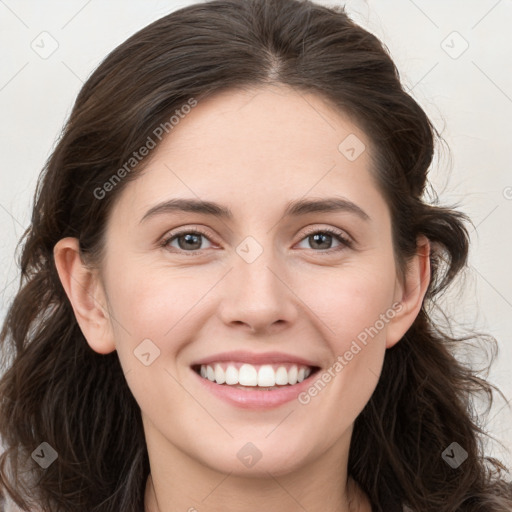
[0,0,511,511]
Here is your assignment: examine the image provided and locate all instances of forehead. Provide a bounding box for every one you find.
[110,85,388,226]
[157,84,370,171]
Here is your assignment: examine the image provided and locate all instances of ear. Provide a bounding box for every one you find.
[386,235,431,349]
[53,237,116,354]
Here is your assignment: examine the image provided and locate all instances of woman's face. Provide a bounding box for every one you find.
[85,85,425,477]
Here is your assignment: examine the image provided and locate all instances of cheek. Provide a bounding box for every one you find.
[105,269,203,412]
[299,274,395,427]
[305,263,397,342]
[104,263,210,354]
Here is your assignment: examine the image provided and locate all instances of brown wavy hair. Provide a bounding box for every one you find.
[1,0,511,510]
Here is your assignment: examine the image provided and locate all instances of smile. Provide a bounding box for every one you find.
[191,362,321,409]
[192,362,318,388]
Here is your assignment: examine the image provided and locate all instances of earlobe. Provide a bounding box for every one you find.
[386,235,431,349]
[53,237,116,355]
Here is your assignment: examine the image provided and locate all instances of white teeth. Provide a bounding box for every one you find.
[214,364,225,384]
[257,365,275,387]
[197,362,314,387]
[239,364,258,386]
[225,365,238,385]
[288,365,298,385]
[275,366,289,385]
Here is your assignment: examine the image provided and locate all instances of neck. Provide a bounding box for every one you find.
[142,416,372,512]
[144,467,372,512]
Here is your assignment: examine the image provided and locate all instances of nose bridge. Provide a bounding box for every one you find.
[234,235,284,304]
[218,234,296,332]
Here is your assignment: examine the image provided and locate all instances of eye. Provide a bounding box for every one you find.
[160,228,215,253]
[160,226,353,255]
[296,227,353,253]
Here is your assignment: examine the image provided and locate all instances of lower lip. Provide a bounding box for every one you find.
[191,367,318,410]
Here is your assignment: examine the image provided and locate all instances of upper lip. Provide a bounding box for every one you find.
[191,350,320,368]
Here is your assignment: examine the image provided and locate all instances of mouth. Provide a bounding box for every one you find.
[191,362,321,391]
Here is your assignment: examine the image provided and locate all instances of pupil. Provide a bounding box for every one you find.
[312,233,331,249]
[180,233,201,250]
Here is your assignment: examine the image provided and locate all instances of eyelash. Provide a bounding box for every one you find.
[159,226,353,256]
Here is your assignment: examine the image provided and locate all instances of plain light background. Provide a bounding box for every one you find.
[0,0,511,471]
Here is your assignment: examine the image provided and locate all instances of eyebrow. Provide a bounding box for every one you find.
[140,196,371,224]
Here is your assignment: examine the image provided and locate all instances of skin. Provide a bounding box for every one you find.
[54,84,430,512]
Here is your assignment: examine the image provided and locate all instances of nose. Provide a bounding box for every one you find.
[217,246,298,336]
